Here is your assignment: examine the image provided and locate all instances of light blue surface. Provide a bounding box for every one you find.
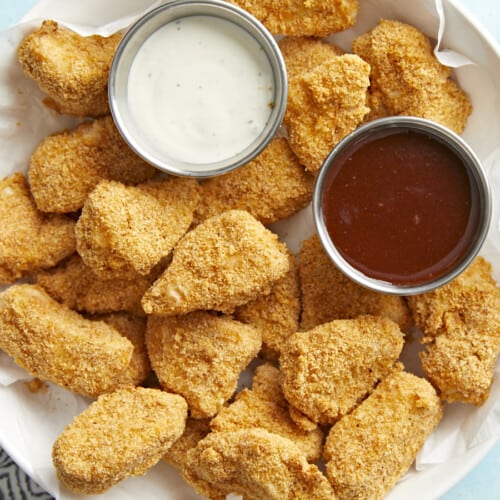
[0,0,499,499]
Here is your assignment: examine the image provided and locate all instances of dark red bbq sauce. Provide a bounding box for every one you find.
[322,130,480,285]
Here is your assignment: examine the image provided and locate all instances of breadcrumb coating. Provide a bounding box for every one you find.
[193,137,314,225]
[18,20,122,117]
[210,363,324,462]
[299,235,412,331]
[280,315,404,425]
[146,312,261,418]
[183,429,336,499]
[234,250,300,360]
[407,257,500,405]
[28,116,157,213]
[52,387,187,494]
[0,173,75,284]
[352,19,472,133]
[0,284,133,397]
[284,54,370,173]
[75,178,200,278]
[324,368,443,500]
[227,0,358,37]
[141,210,290,315]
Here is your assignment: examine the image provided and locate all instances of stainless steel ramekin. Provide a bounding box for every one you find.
[313,116,492,296]
[108,0,287,178]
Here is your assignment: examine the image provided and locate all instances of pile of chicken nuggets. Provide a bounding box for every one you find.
[0,2,499,499]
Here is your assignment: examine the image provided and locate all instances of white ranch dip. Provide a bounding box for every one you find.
[127,15,275,167]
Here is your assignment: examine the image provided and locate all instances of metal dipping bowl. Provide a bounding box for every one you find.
[313,116,492,296]
[108,0,287,178]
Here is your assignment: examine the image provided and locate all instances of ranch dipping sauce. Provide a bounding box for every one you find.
[127,15,275,167]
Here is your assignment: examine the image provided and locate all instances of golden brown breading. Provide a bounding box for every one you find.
[353,19,472,133]
[193,137,314,225]
[407,257,500,405]
[145,312,261,418]
[183,428,336,499]
[299,235,412,331]
[234,250,300,360]
[35,254,158,316]
[0,284,133,398]
[75,178,200,278]
[227,0,358,37]
[0,173,75,284]
[210,364,324,462]
[52,387,187,494]
[18,20,122,117]
[284,54,370,173]
[280,315,404,425]
[141,210,290,315]
[278,36,344,80]
[323,368,443,499]
[28,116,157,213]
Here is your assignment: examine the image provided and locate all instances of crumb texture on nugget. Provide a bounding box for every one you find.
[146,311,261,418]
[408,256,500,405]
[0,173,75,284]
[141,210,290,315]
[17,20,122,116]
[52,387,187,494]
[280,315,404,425]
[183,428,337,499]
[0,284,133,397]
[324,368,443,500]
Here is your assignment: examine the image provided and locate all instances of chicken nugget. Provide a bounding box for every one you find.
[234,250,300,360]
[146,312,261,418]
[193,137,314,225]
[299,235,412,331]
[142,210,290,315]
[0,284,133,397]
[407,257,500,405]
[18,20,122,117]
[353,19,472,133]
[28,116,157,213]
[183,428,336,499]
[76,177,200,278]
[35,254,159,316]
[210,363,324,462]
[52,387,187,494]
[280,315,404,425]
[0,173,75,284]
[284,54,370,173]
[228,0,358,37]
[323,368,443,499]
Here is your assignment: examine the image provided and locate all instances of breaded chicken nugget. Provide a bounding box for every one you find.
[278,36,344,80]
[0,173,75,284]
[18,20,122,117]
[183,428,336,499]
[35,254,159,316]
[299,235,412,331]
[284,54,370,173]
[76,178,200,278]
[146,312,261,418]
[193,138,314,225]
[407,257,500,405]
[323,368,443,499]
[353,19,472,133]
[28,116,157,213]
[141,210,289,315]
[210,363,324,462]
[280,315,404,425]
[228,0,358,37]
[52,387,187,494]
[0,284,133,398]
[234,250,300,360]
